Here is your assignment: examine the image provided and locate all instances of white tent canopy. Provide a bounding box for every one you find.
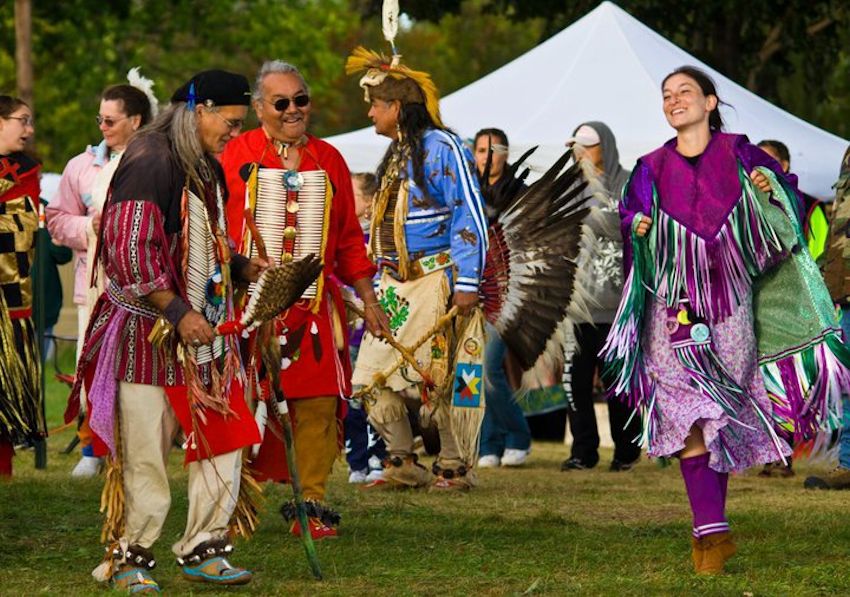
[326,1,847,199]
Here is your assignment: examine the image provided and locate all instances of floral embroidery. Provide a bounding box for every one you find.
[379,285,410,332]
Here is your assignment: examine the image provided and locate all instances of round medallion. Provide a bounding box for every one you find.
[690,323,710,343]
[286,200,300,214]
[283,170,304,191]
[463,337,482,357]
[282,252,294,263]
[283,226,297,240]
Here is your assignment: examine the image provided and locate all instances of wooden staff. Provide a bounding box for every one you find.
[354,305,458,400]
[245,209,322,580]
[262,343,323,580]
[346,301,433,386]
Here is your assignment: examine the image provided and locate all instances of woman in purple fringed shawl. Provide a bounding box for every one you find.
[602,66,819,575]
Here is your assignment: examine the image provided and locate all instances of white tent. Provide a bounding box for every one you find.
[326,1,847,199]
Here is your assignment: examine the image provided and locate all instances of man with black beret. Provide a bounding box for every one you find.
[71,69,265,592]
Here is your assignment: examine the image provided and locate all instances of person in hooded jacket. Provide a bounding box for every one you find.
[561,121,641,472]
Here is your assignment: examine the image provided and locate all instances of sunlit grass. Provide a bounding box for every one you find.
[2,347,848,596]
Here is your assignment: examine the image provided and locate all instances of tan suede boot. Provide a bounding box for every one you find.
[695,532,736,575]
[690,537,703,572]
[428,461,476,492]
[381,455,433,488]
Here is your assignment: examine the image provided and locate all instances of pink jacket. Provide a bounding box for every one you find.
[46,141,109,305]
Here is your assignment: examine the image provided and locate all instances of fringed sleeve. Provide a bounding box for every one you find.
[752,166,850,441]
[618,162,654,274]
[601,162,657,445]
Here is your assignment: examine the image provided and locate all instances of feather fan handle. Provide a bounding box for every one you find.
[126,66,160,117]
[382,0,400,53]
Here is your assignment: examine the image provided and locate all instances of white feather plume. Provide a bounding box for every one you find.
[382,0,400,51]
[126,66,159,118]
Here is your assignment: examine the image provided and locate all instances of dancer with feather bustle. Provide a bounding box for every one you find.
[346,44,489,491]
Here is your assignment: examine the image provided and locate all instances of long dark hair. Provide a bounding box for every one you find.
[474,127,508,147]
[102,85,154,126]
[376,102,439,198]
[758,139,790,164]
[662,66,728,132]
[0,95,28,119]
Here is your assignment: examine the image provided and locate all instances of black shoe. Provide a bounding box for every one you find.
[560,457,595,471]
[803,467,850,490]
[609,457,639,472]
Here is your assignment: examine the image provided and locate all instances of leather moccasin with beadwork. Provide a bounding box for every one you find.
[181,556,252,585]
[111,564,160,594]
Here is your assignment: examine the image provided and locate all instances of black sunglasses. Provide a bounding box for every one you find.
[269,94,310,112]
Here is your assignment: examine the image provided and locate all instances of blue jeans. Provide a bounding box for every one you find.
[40,325,55,364]
[346,342,387,471]
[344,403,387,471]
[479,324,531,456]
[838,308,850,469]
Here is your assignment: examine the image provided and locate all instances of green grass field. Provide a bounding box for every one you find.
[2,348,849,595]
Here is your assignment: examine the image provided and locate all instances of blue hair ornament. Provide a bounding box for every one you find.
[186,81,197,110]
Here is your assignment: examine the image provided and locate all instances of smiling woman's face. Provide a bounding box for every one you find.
[661,73,717,132]
[254,72,312,144]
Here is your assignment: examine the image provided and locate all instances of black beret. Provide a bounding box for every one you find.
[171,69,251,107]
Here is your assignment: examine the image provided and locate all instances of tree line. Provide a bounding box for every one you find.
[1,0,847,172]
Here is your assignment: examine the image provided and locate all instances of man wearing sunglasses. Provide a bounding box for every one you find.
[221,60,387,541]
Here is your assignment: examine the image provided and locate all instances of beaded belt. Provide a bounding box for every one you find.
[380,250,453,282]
[106,281,160,320]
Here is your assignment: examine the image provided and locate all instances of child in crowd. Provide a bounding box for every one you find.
[345,172,387,483]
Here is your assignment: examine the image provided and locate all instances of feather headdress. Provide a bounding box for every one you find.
[126,66,159,118]
[345,46,443,129]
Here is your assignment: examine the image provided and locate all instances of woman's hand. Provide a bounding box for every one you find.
[634,215,653,237]
[750,169,772,193]
[91,210,102,235]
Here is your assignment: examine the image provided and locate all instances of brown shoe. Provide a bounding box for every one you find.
[428,461,476,492]
[759,460,794,478]
[804,467,850,490]
[382,455,433,488]
[690,537,703,571]
[694,532,736,575]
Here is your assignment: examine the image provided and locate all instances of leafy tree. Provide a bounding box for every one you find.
[1,0,846,172]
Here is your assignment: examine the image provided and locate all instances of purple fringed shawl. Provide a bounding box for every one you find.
[602,133,812,450]
[647,134,748,239]
[620,133,800,322]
